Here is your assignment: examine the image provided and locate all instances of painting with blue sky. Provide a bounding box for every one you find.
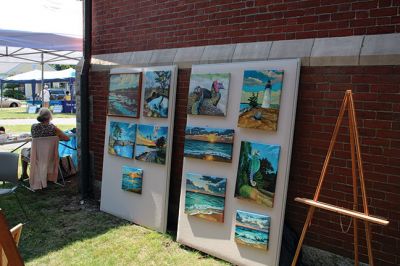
[235,210,270,251]
[108,73,141,117]
[121,166,143,194]
[135,124,168,164]
[238,69,284,131]
[143,70,171,118]
[185,173,227,223]
[108,121,136,159]
[235,141,280,207]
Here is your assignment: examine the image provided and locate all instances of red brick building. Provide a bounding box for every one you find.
[86,1,400,265]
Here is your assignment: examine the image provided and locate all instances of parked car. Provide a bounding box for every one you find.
[0,96,22,107]
[48,88,66,100]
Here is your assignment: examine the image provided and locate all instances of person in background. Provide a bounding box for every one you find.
[20,108,70,179]
[42,85,51,108]
[64,91,71,101]
[0,126,5,134]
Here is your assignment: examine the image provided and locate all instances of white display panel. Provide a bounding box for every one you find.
[176,59,300,265]
[100,65,177,233]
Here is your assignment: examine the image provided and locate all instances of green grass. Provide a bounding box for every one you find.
[1,181,228,266]
[0,107,75,119]
[3,124,76,134]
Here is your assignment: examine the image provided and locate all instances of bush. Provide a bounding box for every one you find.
[3,89,26,100]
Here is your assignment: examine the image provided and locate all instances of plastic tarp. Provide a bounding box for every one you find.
[5,68,75,82]
[0,0,82,64]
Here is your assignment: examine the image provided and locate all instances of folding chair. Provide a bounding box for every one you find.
[0,210,24,266]
[0,152,28,220]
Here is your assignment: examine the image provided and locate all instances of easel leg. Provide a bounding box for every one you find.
[291,206,316,266]
[365,221,374,266]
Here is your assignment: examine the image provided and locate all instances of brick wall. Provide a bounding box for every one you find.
[88,65,400,265]
[92,0,400,54]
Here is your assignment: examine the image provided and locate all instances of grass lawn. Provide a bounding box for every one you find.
[4,124,76,134]
[1,180,227,266]
[0,107,75,119]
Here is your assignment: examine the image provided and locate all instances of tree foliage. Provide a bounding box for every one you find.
[154,71,171,94]
[248,92,259,108]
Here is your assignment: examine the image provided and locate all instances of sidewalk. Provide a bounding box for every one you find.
[0,118,76,125]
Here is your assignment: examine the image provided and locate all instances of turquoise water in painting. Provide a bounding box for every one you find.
[235,225,268,247]
[185,191,224,215]
[121,173,142,192]
[113,145,134,158]
[184,139,232,161]
[109,94,137,117]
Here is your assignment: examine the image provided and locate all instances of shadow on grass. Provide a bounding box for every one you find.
[0,178,129,263]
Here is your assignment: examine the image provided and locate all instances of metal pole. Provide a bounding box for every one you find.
[80,0,92,199]
[0,80,2,110]
[41,52,44,107]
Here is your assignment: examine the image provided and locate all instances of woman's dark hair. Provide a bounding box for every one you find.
[0,126,5,132]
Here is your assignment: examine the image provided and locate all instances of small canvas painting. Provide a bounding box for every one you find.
[143,70,171,118]
[238,70,284,131]
[184,126,234,163]
[187,73,230,116]
[135,124,168,164]
[108,73,141,117]
[108,121,136,159]
[121,166,143,194]
[235,210,270,251]
[235,141,280,207]
[185,173,227,223]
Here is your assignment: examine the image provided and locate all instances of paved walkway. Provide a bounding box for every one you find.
[0,118,76,125]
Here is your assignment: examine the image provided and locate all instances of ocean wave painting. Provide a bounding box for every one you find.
[238,69,284,131]
[184,173,227,223]
[184,126,234,163]
[121,166,143,194]
[235,210,270,251]
[108,121,136,159]
[108,73,141,118]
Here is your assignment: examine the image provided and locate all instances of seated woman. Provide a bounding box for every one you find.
[21,108,70,179]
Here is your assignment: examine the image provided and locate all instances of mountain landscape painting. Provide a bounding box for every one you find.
[108,73,141,117]
[238,70,284,131]
[184,173,227,223]
[184,126,234,163]
[108,121,136,159]
[135,124,168,164]
[143,70,171,118]
[121,166,143,194]
[235,210,270,251]
[235,141,280,207]
[187,73,230,116]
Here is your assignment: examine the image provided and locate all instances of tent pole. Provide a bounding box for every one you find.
[41,52,44,106]
[0,80,2,110]
[79,0,92,199]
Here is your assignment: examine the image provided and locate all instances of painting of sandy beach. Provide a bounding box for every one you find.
[184,173,227,223]
[108,121,136,159]
[235,141,280,208]
[235,210,270,251]
[135,124,168,164]
[238,70,284,131]
[108,73,141,117]
[121,166,143,194]
[184,126,234,163]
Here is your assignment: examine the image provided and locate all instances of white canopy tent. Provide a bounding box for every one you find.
[0,0,83,105]
[5,68,76,81]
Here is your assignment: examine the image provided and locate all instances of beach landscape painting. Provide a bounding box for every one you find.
[108,73,141,117]
[108,121,136,159]
[187,73,230,116]
[185,173,227,223]
[184,126,234,163]
[135,124,168,164]
[238,70,284,131]
[121,166,143,194]
[143,70,171,118]
[235,141,280,208]
[235,210,270,251]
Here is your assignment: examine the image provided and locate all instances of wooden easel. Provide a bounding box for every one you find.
[0,210,24,266]
[291,90,389,266]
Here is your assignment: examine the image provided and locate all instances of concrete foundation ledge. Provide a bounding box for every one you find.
[89,33,400,71]
[302,245,368,266]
